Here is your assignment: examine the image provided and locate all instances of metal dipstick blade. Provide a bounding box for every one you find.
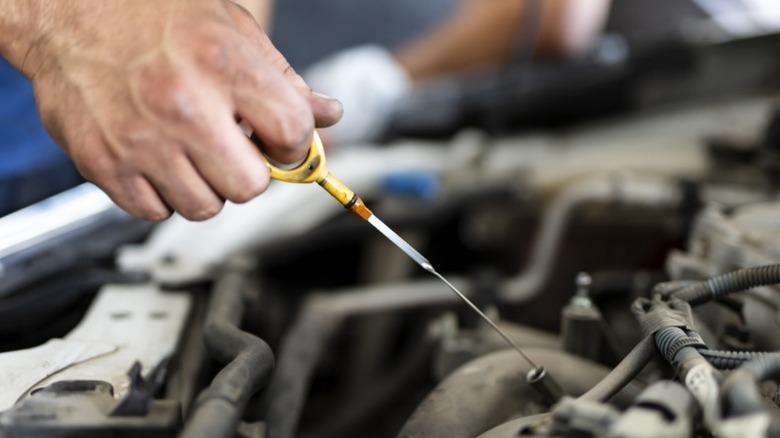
[366,215,431,270]
[365,212,542,371]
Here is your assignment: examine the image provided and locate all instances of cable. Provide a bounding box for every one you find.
[673,264,780,306]
[578,335,657,402]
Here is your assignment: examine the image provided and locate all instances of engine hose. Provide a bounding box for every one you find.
[653,327,706,364]
[721,353,780,420]
[180,269,275,438]
[740,353,780,381]
[578,335,657,402]
[700,349,776,370]
[650,325,777,370]
[673,264,780,306]
[259,279,468,438]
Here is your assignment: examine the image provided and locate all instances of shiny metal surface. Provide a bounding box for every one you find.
[367,213,540,369]
[0,183,122,262]
[366,214,431,269]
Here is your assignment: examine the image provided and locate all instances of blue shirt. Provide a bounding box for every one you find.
[0,56,69,177]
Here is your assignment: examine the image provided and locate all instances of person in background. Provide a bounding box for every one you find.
[0,0,608,220]
[303,0,611,146]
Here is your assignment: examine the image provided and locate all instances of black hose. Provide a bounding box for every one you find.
[673,264,780,306]
[258,279,467,438]
[578,335,657,402]
[258,307,336,438]
[307,324,436,438]
[180,270,275,438]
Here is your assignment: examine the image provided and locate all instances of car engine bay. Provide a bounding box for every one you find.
[2,30,780,438]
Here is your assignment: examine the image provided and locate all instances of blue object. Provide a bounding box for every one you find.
[0,57,81,216]
[380,171,440,200]
[0,57,69,176]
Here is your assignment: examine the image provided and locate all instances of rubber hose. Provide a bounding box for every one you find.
[180,270,275,438]
[651,328,774,370]
[578,335,657,402]
[741,352,780,381]
[700,350,775,370]
[654,327,689,364]
[674,264,780,306]
[721,353,780,418]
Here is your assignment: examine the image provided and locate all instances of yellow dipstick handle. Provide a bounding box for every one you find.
[264,131,328,184]
[261,131,373,220]
[319,172,373,220]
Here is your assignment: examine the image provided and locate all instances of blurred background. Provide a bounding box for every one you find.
[2,1,780,437]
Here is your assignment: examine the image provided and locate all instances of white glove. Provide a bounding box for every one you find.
[303,45,411,146]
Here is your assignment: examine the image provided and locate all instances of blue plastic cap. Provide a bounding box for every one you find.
[380,171,440,200]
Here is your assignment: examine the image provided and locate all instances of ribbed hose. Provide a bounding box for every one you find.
[700,350,775,370]
[651,326,775,370]
[674,264,780,306]
[722,353,780,419]
[654,327,692,364]
[741,353,780,381]
[578,336,657,402]
[652,326,717,381]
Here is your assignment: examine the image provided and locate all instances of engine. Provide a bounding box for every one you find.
[1,29,780,438]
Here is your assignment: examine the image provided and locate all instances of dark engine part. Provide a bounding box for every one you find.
[398,348,643,438]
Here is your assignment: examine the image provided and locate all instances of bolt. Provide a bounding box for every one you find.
[572,272,593,307]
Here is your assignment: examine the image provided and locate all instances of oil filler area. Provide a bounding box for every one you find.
[3,5,780,438]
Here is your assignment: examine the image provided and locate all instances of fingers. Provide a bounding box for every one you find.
[71,92,267,221]
[128,51,271,213]
[137,100,271,214]
[309,92,344,129]
[32,0,332,222]
[109,174,173,222]
[225,2,343,130]
[231,52,314,164]
[274,62,343,129]
[140,148,226,221]
[93,166,174,222]
[183,106,272,204]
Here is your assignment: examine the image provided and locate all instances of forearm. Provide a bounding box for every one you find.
[535,0,611,58]
[394,0,525,81]
[394,0,612,82]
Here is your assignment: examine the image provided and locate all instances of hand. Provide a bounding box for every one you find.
[7,0,342,221]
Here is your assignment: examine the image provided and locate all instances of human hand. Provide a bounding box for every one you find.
[3,0,342,221]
